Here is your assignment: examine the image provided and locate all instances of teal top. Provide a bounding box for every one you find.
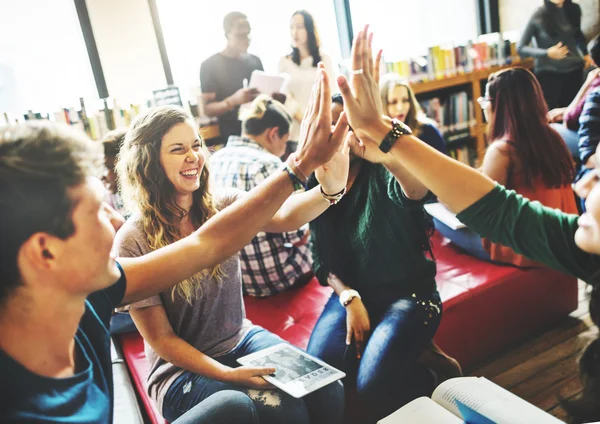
[457,184,599,282]
[309,162,437,296]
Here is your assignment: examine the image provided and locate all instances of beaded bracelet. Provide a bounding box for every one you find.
[320,186,346,205]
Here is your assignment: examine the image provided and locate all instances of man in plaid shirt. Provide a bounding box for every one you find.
[209,97,313,296]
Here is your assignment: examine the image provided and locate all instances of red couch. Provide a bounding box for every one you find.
[116,232,577,424]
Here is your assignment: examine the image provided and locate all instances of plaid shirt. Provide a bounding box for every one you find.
[209,136,312,297]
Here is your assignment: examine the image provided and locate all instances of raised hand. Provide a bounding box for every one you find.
[315,129,350,195]
[336,26,387,143]
[336,25,393,158]
[293,63,348,177]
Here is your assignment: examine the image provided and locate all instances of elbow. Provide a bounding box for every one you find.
[404,185,429,201]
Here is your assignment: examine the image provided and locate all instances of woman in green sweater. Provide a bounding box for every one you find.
[337,26,599,424]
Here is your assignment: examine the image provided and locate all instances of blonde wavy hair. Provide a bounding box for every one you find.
[379,73,429,138]
[117,105,223,303]
[240,95,292,137]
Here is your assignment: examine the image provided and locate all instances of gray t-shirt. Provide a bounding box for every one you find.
[114,191,253,413]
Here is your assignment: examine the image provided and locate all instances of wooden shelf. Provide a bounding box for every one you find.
[411,59,534,164]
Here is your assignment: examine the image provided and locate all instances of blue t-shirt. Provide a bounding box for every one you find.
[0,265,126,423]
[419,122,447,155]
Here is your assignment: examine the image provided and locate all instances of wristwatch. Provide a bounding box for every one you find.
[379,118,412,153]
[339,289,361,307]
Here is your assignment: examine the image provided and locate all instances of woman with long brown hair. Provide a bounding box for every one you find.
[436,67,578,265]
[114,104,348,424]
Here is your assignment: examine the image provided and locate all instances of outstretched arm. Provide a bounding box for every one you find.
[120,64,344,305]
[338,27,493,213]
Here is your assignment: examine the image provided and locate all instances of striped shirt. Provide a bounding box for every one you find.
[209,136,312,297]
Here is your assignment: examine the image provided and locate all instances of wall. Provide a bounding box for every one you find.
[86,0,166,104]
[500,0,600,40]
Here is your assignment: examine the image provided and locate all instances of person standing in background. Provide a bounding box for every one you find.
[200,12,262,145]
[279,10,335,149]
[518,0,591,110]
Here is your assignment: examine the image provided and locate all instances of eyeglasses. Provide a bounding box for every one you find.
[477,96,491,109]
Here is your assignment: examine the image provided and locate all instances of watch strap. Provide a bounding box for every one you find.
[379,119,412,153]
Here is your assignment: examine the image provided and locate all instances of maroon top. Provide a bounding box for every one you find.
[564,76,600,131]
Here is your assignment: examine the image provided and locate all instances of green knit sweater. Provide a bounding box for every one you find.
[457,184,599,281]
[309,162,437,296]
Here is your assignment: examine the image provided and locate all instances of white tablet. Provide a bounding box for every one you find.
[236,343,345,398]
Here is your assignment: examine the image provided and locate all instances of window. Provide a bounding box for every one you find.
[0,0,97,116]
[349,0,479,62]
[156,0,342,96]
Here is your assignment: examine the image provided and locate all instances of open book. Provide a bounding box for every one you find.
[378,377,565,424]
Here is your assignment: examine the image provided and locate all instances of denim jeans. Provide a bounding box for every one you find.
[171,390,257,424]
[307,289,442,423]
[550,123,580,164]
[163,327,344,424]
[433,218,491,261]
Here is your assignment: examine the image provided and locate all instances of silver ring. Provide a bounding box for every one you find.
[351,69,364,75]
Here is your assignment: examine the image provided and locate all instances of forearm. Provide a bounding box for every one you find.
[383,159,429,200]
[264,186,330,232]
[369,121,495,213]
[204,98,236,118]
[150,334,231,381]
[120,171,295,304]
[517,25,547,58]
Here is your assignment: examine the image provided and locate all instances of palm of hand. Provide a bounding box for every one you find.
[315,147,350,190]
[348,133,388,164]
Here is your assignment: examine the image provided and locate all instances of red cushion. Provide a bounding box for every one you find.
[431,232,578,366]
[118,331,167,424]
[117,231,577,423]
[243,279,332,350]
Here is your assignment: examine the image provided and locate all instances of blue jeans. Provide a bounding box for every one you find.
[307,289,442,422]
[171,391,257,424]
[433,218,491,261]
[163,327,344,424]
[550,123,580,164]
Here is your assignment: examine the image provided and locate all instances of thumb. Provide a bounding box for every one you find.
[332,112,349,143]
[347,134,363,156]
[346,324,352,346]
[337,75,356,107]
[556,42,564,47]
[342,132,352,156]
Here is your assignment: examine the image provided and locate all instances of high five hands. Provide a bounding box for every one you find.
[338,25,401,164]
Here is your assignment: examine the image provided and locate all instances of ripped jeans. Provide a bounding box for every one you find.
[162,327,345,424]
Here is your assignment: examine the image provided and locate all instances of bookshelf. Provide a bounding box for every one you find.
[411,58,534,162]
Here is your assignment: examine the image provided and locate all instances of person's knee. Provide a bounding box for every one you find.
[247,389,309,424]
[218,391,258,423]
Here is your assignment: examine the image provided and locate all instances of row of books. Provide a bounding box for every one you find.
[0,87,203,141]
[385,32,520,83]
[448,145,478,167]
[420,91,475,144]
[0,98,149,141]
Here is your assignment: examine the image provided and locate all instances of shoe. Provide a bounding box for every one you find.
[418,341,463,388]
